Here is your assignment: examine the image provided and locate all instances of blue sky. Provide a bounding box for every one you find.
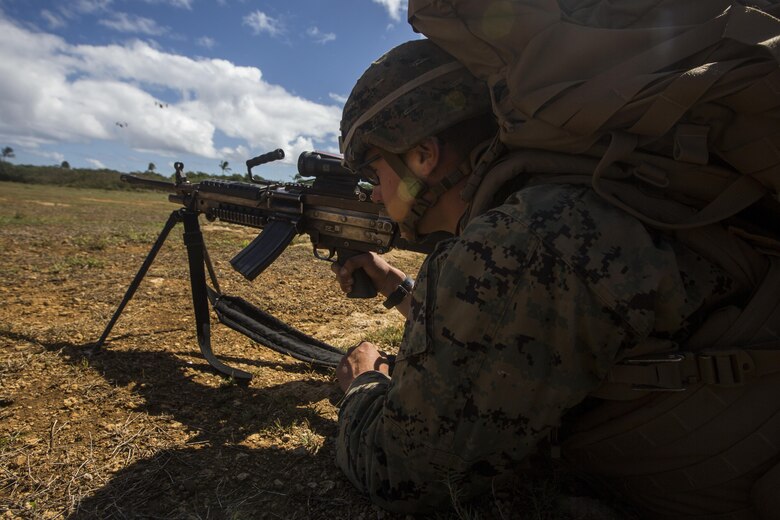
[0,0,417,180]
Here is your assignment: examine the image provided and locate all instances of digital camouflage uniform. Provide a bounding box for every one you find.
[336,179,742,513]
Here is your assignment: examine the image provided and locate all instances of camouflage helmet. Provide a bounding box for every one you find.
[339,39,492,170]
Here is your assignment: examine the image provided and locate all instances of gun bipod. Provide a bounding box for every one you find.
[95,208,253,382]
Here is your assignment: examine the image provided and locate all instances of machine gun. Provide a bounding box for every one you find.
[95,150,428,382]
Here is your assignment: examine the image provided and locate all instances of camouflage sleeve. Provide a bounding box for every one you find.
[336,184,687,513]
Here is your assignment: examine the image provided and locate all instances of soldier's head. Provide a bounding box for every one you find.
[339,39,495,239]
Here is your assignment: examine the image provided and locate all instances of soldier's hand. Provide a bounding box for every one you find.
[331,252,406,298]
[336,341,390,392]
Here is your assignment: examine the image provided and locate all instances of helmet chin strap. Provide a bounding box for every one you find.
[379,149,472,241]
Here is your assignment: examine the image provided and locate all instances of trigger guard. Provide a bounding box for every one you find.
[313,246,336,262]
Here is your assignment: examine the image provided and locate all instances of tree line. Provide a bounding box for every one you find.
[0,148,265,190]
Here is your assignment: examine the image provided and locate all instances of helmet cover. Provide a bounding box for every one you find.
[340,39,492,170]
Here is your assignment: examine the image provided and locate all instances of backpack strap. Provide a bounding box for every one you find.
[605,345,780,392]
[461,148,604,225]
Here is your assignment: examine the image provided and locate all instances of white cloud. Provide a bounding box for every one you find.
[86,158,107,168]
[99,12,166,35]
[329,92,347,104]
[306,27,336,45]
[35,150,66,164]
[142,0,193,9]
[197,36,216,49]
[243,11,283,37]
[372,0,406,21]
[45,0,113,25]
[29,0,118,40]
[0,16,340,167]
[41,9,66,29]
[74,0,113,14]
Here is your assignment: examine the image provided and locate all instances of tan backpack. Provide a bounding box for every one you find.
[410,0,780,228]
[409,1,780,518]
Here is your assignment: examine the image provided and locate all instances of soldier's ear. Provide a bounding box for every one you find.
[405,137,440,179]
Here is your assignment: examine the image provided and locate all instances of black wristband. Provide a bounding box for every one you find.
[382,276,414,309]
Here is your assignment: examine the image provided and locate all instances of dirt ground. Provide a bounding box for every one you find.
[0,182,624,519]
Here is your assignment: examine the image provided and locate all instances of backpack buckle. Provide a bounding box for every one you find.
[697,349,755,386]
[610,349,756,392]
[619,352,691,392]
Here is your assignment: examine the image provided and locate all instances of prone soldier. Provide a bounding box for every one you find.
[330,39,780,519]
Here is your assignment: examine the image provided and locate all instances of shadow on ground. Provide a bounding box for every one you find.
[2,329,374,519]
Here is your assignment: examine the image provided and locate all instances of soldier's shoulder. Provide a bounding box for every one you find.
[504,183,635,233]
[462,181,680,297]
[462,183,643,247]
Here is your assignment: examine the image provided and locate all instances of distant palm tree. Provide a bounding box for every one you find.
[1,146,14,161]
[147,162,156,173]
[219,160,231,174]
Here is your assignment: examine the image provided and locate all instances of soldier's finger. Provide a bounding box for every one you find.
[340,252,377,274]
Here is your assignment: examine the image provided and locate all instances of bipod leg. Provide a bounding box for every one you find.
[181,211,252,382]
[203,243,221,295]
[95,210,182,349]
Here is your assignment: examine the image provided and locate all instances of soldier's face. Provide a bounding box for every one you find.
[365,151,415,224]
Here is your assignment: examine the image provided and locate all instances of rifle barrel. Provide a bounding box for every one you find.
[121,174,178,191]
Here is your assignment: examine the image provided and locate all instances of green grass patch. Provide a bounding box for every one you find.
[0,436,14,451]
[51,255,106,272]
[68,235,113,251]
[0,211,47,227]
[365,324,405,350]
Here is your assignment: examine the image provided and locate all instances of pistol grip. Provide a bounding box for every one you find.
[337,250,377,299]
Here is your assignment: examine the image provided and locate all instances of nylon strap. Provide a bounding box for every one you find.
[210,290,344,368]
[461,134,506,203]
[608,258,780,390]
[606,345,780,390]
